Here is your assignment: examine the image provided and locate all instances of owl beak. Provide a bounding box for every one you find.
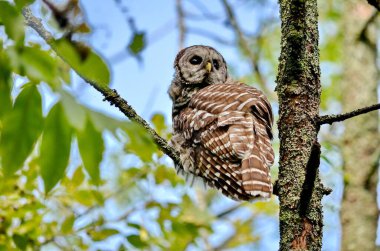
[205,62,212,73]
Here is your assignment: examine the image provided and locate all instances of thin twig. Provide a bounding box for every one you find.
[22,7,181,167]
[176,0,186,50]
[188,0,221,20]
[187,27,234,45]
[216,203,244,218]
[318,103,380,125]
[220,0,273,97]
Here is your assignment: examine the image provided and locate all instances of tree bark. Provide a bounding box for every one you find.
[340,2,379,250]
[276,0,327,250]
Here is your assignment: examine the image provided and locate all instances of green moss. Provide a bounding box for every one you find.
[277,0,323,250]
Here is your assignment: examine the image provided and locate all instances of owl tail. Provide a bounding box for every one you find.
[241,154,272,198]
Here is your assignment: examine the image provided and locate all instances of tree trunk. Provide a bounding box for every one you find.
[340,2,379,250]
[276,0,327,250]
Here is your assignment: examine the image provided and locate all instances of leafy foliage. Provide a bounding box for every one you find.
[52,38,110,86]
[40,103,72,193]
[0,85,43,175]
[0,1,285,250]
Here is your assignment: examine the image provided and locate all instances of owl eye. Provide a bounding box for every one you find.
[189,55,202,65]
[212,59,220,70]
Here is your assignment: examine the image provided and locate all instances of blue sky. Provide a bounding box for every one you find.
[75,0,278,121]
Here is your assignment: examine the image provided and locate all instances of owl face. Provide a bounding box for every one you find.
[174,45,228,86]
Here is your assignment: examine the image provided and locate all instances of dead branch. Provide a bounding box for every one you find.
[318,103,380,125]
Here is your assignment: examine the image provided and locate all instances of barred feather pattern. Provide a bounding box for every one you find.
[171,82,274,201]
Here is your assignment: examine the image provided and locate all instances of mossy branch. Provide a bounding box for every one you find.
[318,103,380,125]
[22,7,181,167]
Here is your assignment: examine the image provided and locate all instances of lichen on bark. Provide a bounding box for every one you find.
[276,0,326,250]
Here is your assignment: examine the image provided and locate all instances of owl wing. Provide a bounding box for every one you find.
[174,83,274,200]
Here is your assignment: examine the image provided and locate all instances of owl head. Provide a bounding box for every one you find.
[169,45,228,103]
[174,45,228,85]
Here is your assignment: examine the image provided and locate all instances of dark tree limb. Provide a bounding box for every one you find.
[368,0,380,11]
[364,151,380,190]
[358,11,378,52]
[22,7,181,167]
[318,103,380,125]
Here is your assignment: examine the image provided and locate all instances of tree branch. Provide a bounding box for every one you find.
[220,0,274,98]
[368,0,380,11]
[318,103,380,125]
[22,7,181,167]
[176,0,186,49]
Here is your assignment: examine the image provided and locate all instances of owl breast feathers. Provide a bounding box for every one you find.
[169,45,274,201]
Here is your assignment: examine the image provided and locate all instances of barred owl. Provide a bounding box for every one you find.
[169,45,274,201]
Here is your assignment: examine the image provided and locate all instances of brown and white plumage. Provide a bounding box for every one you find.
[169,45,274,201]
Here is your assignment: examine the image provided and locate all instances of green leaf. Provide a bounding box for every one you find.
[0,2,24,42]
[61,215,75,234]
[52,38,110,86]
[14,0,35,10]
[91,190,104,205]
[73,189,94,206]
[225,220,259,248]
[155,165,183,186]
[77,118,104,184]
[88,228,119,241]
[126,235,148,248]
[0,47,12,119]
[0,85,44,175]
[124,122,157,162]
[12,234,28,250]
[151,113,167,135]
[7,45,59,85]
[60,92,87,130]
[179,195,214,227]
[88,111,126,133]
[40,103,72,193]
[71,166,85,185]
[128,32,145,55]
[155,165,168,184]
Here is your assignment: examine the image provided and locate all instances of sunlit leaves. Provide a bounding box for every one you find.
[225,220,260,249]
[14,0,35,10]
[88,228,119,241]
[155,164,183,186]
[77,118,104,184]
[179,195,214,227]
[0,1,24,43]
[61,214,75,234]
[124,122,157,162]
[6,45,60,86]
[0,85,44,175]
[40,103,72,193]
[52,38,110,86]
[61,92,87,130]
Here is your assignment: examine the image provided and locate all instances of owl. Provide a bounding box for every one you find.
[169,45,274,201]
